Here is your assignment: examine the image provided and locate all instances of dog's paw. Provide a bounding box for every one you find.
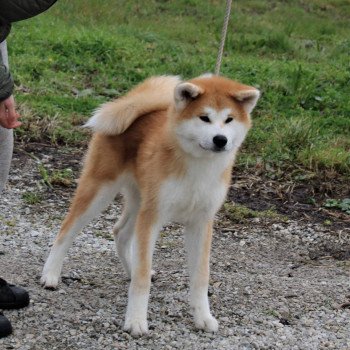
[194,314,219,333]
[40,272,59,289]
[123,317,149,337]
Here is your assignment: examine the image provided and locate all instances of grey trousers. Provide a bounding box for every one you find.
[0,40,13,194]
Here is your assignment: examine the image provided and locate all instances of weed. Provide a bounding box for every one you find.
[265,309,279,318]
[95,230,114,241]
[5,219,16,227]
[38,163,74,188]
[223,203,287,223]
[323,198,350,215]
[22,192,43,205]
[38,163,53,189]
[49,168,74,187]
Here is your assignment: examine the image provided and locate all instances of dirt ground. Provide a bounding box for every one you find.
[0,145,349,350]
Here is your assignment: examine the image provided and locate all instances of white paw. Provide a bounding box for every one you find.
[123,317,149,337]
[40,271,59,289]
[194,314,219,333]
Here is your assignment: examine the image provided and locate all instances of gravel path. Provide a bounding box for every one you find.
[0,148,349,350]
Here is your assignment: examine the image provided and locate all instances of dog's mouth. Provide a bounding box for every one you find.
[199,144,227,153]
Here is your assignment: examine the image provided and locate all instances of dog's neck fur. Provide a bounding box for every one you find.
[147,110,236,225]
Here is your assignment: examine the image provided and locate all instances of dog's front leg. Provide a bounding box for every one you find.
[123,208,159,337]
[184,219,218,333]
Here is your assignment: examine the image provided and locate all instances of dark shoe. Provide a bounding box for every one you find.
[0,278,29,310]
[0,312,12,338]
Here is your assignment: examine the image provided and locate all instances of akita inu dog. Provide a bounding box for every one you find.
[41,74,260,336]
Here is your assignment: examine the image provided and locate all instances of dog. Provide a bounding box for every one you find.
[41,74,260,336]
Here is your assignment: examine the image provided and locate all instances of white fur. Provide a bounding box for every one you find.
[124,290,150,336]
[158,155,231,224]
[175,107,249,158]
[184,221,218,332]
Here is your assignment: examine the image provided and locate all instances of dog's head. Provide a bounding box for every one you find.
[172,74,260,158]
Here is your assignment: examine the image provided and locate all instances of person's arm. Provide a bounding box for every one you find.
[0,41,20,129]
[0,0,59,129]
[0,65,13,100]
[0,94,20,129]
[0,41,13,100]
[0,1,58,23]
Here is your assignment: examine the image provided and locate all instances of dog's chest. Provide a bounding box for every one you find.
[158,163,228,224]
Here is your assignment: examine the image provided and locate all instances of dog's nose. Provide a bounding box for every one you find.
[213,135,227,148]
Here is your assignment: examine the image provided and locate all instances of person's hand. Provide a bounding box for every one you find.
[0,95,21,129]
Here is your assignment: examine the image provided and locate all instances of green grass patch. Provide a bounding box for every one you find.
[323,198,350,214]
[38,163,74,188]
[6,0,350,176]
[22,192,43,205]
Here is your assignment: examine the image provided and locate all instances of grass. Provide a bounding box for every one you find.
[38,163,74,188]
[6,0,350,176]
[323,198,350,214]
[22,191,43,205]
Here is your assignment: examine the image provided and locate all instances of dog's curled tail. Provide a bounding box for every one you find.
[84,75,181,135]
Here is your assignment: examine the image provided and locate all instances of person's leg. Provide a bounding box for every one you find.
[0,126,13,194]
[0,42,27,338]
[0,41,9,67]
[0,40,14,195]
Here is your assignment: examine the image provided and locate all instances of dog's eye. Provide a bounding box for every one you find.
[199,115,211,123]
[225,117,233,124]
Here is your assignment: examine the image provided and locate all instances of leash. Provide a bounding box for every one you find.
[214,0,233,75]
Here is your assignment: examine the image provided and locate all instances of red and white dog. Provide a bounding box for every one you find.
[41,74,260,336]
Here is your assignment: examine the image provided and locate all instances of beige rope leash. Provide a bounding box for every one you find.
[215,0,233,75]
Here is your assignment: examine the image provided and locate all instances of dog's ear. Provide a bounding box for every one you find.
[230,88,260,114]
[174,82,203,111]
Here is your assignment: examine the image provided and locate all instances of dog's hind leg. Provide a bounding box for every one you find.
[113,188,140,279]
[184,219,218,333]
[41,178,120,289]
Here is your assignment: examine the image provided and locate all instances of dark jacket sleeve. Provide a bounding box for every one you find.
[0,59,14,102]
[0,0,58,23]
[0,18,11,43]
[0,0,58,100]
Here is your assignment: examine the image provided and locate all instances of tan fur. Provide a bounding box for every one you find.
[175,75,257,128]
[221,161,234,185]
[84,76,181,135]
[194,220,213,289]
